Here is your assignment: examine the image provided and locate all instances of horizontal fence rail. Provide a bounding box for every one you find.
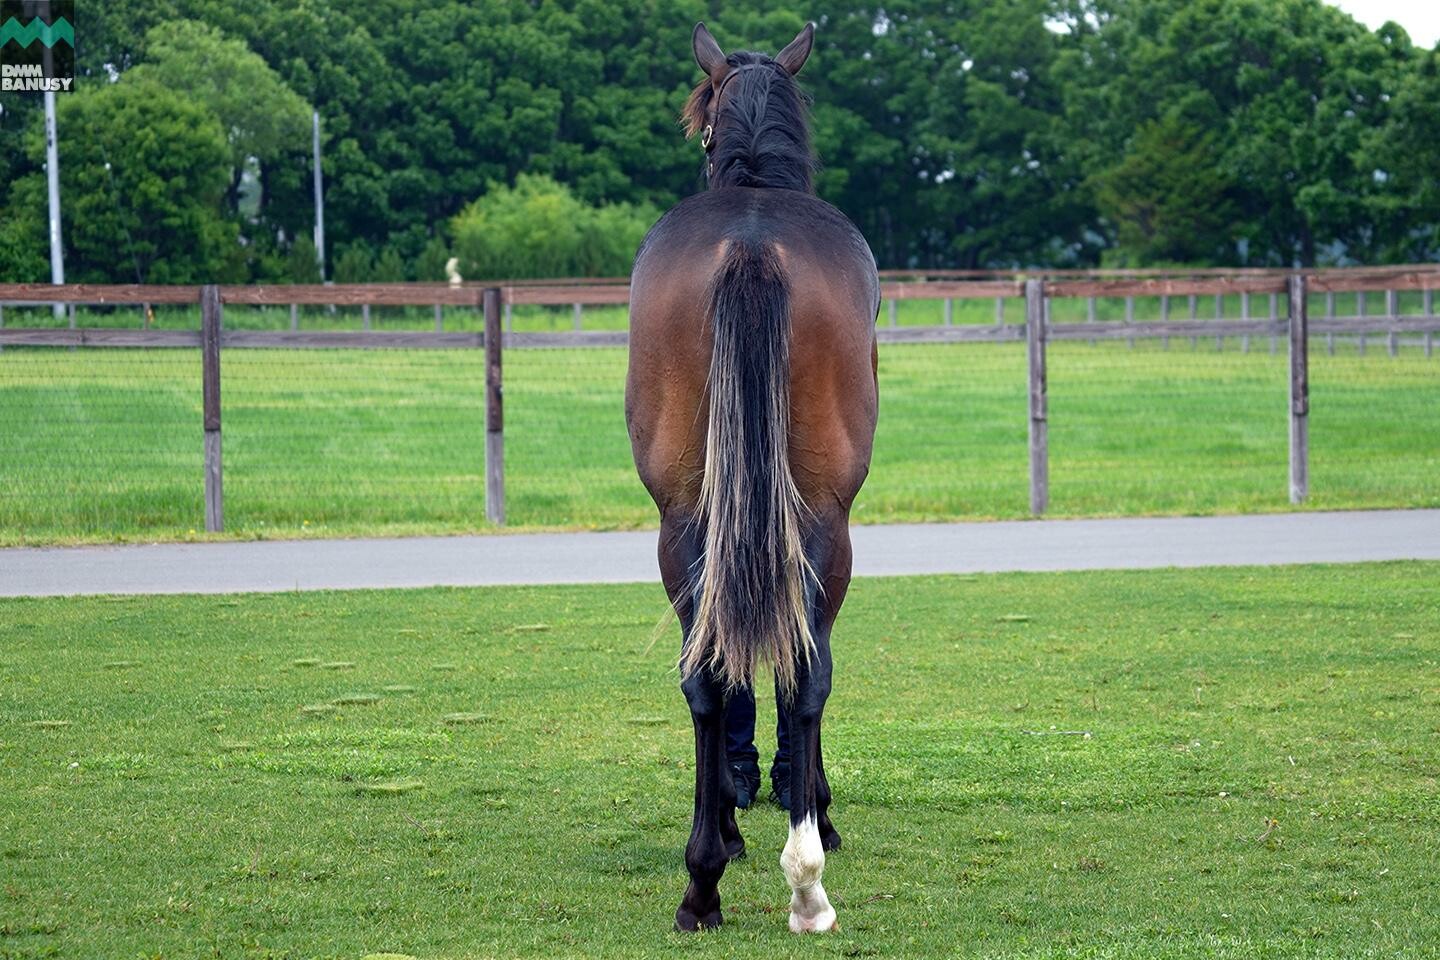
[1,265,1437,538]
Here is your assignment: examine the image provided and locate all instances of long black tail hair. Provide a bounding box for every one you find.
[679,238,815,695]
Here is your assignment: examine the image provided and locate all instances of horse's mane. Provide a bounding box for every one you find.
[681,51,815,193]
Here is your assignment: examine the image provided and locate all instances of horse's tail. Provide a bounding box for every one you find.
[680,238,815,695]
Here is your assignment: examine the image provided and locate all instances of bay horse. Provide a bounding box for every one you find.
[625,21,879,934]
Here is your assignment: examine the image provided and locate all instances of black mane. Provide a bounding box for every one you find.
[683,51,815,193]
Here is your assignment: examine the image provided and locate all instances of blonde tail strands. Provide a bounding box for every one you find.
[679,239,816,695]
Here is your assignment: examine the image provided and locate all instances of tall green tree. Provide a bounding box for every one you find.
[1,0,1435,279]
[1059,0,1415,265]
[1089,114,1238,265]
[7,80,238,283]
[126,20,312,226]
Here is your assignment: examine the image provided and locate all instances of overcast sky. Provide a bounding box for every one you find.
[1327,0,1440,47]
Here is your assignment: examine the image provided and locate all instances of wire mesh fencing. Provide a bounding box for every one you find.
[0,345,203,541]
[1044,293,1292,515]
[221,347,488,535]
[1,273,1436,544]
[865,338,1030,522]
[1307,289,1439,510]
[504,344,650,528]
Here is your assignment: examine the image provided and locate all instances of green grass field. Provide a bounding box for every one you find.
[2,563,1436,958]
[1,299,1436,544]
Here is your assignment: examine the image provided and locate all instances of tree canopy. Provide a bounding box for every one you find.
[0,0,1435,282]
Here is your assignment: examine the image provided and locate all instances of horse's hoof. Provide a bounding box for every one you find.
[726,837,746,861]
[788,905,838,933]
[675,907,723,931]
[820,827,841,852]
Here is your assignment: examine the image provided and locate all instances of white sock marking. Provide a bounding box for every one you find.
[781,814,836,932]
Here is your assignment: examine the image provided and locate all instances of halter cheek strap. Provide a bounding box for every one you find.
[702,63,769,175]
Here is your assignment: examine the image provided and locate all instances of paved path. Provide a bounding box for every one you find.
[2,510,1436,598]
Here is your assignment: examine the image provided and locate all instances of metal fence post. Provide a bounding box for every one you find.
[1288,274,1308,505]
[1025,278,1048,515]
[201,285,224,531]
[483,287,505,525]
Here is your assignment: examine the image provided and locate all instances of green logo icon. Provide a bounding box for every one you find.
[0,15,73,48]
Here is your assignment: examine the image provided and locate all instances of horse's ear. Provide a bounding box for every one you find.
[692,22,728,85]
[775,22,815,76]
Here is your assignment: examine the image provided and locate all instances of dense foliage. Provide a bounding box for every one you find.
[0,0,1435,281]
[452,174,657,279]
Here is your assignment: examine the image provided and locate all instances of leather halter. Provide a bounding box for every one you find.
[701,63,771,168]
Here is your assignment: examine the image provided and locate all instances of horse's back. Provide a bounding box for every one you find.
[627,188,879,516]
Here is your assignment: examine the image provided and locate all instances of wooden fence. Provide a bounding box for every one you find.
[1,265,1437,530]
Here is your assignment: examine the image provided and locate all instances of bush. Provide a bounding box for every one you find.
[372,245,406,282]
[16,79,237,283]
[414,236,450,282]
[451,173,658,280]
[332,241,374,283]
[285,235,321,283]
[0,205,48,282]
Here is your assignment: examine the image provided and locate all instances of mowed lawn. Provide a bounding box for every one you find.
[2,563,1437,958]
[0,329,1436,545]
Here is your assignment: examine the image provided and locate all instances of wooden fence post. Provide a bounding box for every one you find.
[1422,289,1434,359]
[484,287,505,525]
[1385,289,1398,356]
[1357,291,1367,355]
[1288,274,1308,505]
[572,302,583,331]
[1325,290,1335,355]
[1269,292,1279,354]
[1025,278,1048,515]
[1240,291,1250,353]
[888,299,897,328]
[1425,284,1434,358]
[201,285,224,532]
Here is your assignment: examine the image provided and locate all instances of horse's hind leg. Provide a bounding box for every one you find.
[781,511,852,933]
[659,512,740,931]
[676,665,730,930]
[781,630,837,933]
[816,730,840,852]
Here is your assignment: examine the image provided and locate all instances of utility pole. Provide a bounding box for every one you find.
[312,109,325,281]
[44,91,63,313]
[41,4,64,318]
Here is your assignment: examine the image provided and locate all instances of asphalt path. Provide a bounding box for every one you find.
[1,510,1436,598]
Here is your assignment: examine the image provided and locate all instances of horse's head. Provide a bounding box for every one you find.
[682,22,816,191]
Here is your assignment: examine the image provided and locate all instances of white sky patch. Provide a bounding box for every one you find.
[1044,3,1438,48]
[1327,0,1440,47]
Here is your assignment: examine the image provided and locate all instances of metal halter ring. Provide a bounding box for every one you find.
[700,124,714,150]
